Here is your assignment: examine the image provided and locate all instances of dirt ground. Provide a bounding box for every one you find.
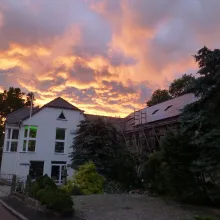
[73,194,218,220]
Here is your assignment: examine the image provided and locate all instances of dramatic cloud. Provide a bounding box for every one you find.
[0,0,220,116]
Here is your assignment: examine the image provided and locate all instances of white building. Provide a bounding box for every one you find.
[0,97,85,184]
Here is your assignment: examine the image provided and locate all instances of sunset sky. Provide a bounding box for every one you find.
[0,0,219,116]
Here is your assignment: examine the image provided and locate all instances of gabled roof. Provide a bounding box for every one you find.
[44,97,82,111]
[6,107,40,125]
[6,97,82,125]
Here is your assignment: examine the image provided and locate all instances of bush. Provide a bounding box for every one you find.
[27,174,57,199]
[35,174,57,190]
[37,189,73,215]
[144,151,168,194]
[104,180,124,194]
[60,180,83,195]
[27,175,73,215]
[74,162,105,195]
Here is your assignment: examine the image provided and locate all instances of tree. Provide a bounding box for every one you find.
[149,47,220,204]
[0,87,34,120]
[70,118,121,174]
[169,74,196,97]
[146,89,172,107]
[70,118,140,189]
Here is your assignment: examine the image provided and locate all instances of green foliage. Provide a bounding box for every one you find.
[169,74,195,97]
[144,151,167,194]
[146,89,172,106]
[60,180,83,195]
[37,189,73,214]
[110,146,142,190]
[35,174,57,190]
[71,118,140,189]
[71,118,121,175]
[0,87,35,119]
[74,162,105,195]
[28,175,73,214]
[104,180,124,194]
[28,174,57,198]
[145,47,220,206]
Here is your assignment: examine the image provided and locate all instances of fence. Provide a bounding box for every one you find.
[0,174,16,196]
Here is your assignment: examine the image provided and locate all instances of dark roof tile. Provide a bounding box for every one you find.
[6,107,39,124]
[6,97,82,124]
[44,97,82,111]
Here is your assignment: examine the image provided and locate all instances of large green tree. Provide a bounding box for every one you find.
[70,118,140,189]
[146,89,172,107]
[169,74,195,97]
[148,47,220,204]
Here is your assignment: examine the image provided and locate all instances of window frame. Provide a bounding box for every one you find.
[5,128,19,152]
[51,161,67,185]
[54,128,66,154]
[22,125,38,152]
[57,112,67,121]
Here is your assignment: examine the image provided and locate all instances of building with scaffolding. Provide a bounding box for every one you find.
[122,93,197,153]
[85,93,198,157]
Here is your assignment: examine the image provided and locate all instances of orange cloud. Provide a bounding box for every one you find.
[1,0,220,117]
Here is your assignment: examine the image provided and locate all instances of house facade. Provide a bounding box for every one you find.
[0,97,85,184]
[0,93,198,183]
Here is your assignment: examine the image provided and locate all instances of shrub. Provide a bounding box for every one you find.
[144,151,168,194]
[74,162,105,195]
[60,180,83,195]
[104,180,124,194]
[26,175,73,215]
[27,174,57,199]
[35,174,57,190]
[37,189,73,215]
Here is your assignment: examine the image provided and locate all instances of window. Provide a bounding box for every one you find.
[152,109,159,115]
[55,128,65,153]
[5,128,19,152]
[23,125,38,152]
[164,105,172,111]
[57,112,66,120]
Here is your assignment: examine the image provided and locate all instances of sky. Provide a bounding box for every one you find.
[0,0,220,117]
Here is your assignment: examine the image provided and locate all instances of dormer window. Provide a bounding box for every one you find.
[164,105,172,111]
[152,109,159,115]
[57,112,66,120]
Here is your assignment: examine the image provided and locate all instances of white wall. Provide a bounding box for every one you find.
[1,107,85,179]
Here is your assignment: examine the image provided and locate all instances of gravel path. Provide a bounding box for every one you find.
[73,194,216,220]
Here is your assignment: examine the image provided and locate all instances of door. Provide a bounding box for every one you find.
[51,164,66,185]
[29,161,44,180]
